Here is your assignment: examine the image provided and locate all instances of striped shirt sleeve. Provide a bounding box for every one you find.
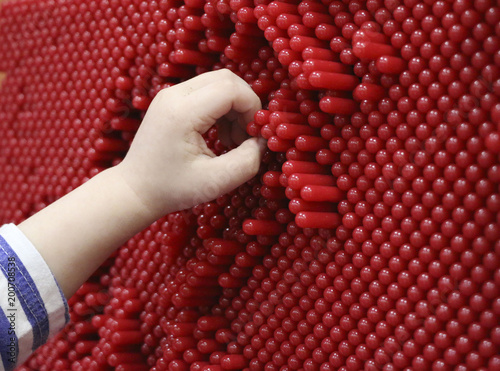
[0,223,69,371]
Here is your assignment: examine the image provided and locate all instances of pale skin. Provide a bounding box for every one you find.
[18,69,266,298]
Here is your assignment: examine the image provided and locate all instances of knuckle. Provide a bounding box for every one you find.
[218,78,238,95]
[217,68,235,80]
[156,87,171,100]
[219,69,243,88]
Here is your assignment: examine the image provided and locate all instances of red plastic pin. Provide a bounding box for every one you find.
[282,160,326,175]
[301,185,344,202]
[308,71,358,91]
[353,83,386,101]
[205,238,241,255]
[302,46,336,61]
[242,219,283,235]
[287,173,335,190]
[193,262,227,277]
[295,135,329,152]
[221,355,249,370]
[302,59,349,75]
[319,97,357,115]
[266,1,298,17]
[352,40,398,60]
[289,198,336,213]
[295,212,341,228]
[276,123,316,140]
[171,49,218,66]
[198,316,230,331]
[376,56,407,74]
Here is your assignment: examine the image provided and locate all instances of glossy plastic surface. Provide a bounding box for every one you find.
[0,0,498,370]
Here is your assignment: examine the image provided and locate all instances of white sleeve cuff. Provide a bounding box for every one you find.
[0,223,69,369]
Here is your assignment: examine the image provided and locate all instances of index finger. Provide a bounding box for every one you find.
[176,69,253,98]
[186,72,262,134]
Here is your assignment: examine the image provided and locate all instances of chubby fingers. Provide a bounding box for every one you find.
[176,68,249,92]
[192,137,267,198]
[186,70,265,195]
[184,69,262,134]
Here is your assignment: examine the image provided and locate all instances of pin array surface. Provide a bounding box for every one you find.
[0,0,498,370]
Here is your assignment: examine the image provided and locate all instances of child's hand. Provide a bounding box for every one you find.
[116,69,266,218]
[5,70,267,362]
[19,69,266,298]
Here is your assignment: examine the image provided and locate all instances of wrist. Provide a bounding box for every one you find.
[18,166,162,298]
[110,163,173,221]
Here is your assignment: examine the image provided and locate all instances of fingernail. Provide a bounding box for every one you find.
[257,137,267,152]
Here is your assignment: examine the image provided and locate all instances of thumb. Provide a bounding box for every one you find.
[195,137,266,197]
